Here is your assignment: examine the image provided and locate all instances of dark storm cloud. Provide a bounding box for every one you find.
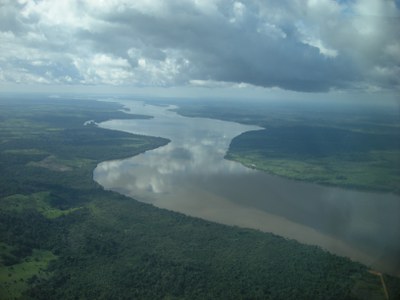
[0,0,399,92]
[73,1,355,91]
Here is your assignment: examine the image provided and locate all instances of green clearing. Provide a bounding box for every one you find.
[0,95,398,299]
[0,249,56,300]
[0,192,81,219]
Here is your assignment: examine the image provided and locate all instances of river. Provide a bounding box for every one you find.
[93,100,400,276]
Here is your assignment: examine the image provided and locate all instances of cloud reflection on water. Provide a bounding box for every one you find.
[94,100,400,276]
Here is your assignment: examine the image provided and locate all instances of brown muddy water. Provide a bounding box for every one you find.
[94,100,400,276]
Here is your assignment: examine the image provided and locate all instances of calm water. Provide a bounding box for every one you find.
[94,100,400,275]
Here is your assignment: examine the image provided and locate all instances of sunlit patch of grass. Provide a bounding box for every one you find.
[27,155,73,172]
[26,155,94,173]
[0,249,56,300]
[0,192,82,219]
[0,242,14,265]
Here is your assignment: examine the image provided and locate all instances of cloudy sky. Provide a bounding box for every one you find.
[0,0,399,100]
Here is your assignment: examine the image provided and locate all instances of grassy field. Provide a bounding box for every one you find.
[0,248,56,299]
[0,95,398,299]
[0,192,81,219]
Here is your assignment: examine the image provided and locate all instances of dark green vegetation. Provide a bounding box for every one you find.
[1,95,398,299]
[227,127,400,193]
[171,98,400,194]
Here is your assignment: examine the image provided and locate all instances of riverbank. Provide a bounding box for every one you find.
[96,100,400,278]
[225,127,400,195]
[1,95,398,299]
[169,100,400,196]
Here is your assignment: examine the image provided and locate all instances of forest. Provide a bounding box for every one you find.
[226,126,400,194]
[0,95,399,299]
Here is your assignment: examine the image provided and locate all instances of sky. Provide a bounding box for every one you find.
[0,0,399,102]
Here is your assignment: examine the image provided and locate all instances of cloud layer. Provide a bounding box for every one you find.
[0,0,399,92]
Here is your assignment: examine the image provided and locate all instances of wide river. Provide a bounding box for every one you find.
[94,100,400,276]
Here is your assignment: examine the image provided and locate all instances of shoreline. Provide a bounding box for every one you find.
[225,155,400,197]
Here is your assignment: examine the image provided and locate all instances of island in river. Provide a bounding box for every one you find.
[0,94,399,299]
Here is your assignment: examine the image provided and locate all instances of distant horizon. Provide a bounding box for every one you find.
[1,85,399,109]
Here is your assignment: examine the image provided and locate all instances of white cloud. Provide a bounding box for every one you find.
[189,79,249,89]
[72,54,133,85]
[0,0,399,93]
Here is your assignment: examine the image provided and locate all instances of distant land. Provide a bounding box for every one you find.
[226,126,400,194]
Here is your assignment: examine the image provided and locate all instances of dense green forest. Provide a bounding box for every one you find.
[1,95,399,299]
[226,126,400,194]
[171,98,400,194]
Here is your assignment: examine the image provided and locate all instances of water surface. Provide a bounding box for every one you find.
[94,100,400,275]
